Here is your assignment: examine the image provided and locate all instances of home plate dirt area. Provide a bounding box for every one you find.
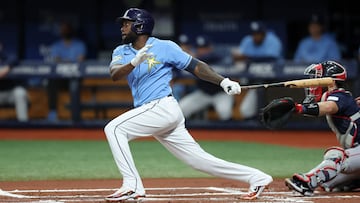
[1,178,360,203]
[1,129,360,202]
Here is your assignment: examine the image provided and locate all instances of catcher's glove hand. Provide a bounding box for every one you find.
[259,97,296,129]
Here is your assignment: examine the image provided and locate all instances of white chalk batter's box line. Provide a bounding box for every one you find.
[1,187,360,203]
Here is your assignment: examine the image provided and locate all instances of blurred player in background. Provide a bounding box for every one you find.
[177,33,195,56]
[103,8,272,202]
[285,60,360,196]
[0,42,28,122]
[293,14,341,63]
[171,33,195,101]
[232,21,283,120]
[179,35,234,121]
[50,21,87,62]
[46,21,87,122]
[232,21,283,62]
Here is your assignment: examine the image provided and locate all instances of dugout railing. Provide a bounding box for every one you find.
[1,59,358,129]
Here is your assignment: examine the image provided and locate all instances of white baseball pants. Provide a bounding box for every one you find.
[104,96,272,195]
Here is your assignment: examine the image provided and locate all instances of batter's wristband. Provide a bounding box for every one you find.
[302,103,320,116]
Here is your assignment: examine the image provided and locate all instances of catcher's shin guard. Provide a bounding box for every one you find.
[306,146,346,185]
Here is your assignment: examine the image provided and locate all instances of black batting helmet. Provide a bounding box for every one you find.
[117,8,154,35]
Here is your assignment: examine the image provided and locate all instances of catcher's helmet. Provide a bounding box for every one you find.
[303,60,347,103]
[117,8,154,35]
[304,60,347,81]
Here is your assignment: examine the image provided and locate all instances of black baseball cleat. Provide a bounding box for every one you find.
[285,177,314,196]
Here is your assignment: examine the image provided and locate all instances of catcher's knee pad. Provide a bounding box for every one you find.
[323,146,347,170]
[321,146,347,173]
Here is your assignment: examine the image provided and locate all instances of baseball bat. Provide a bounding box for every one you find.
[241,77,333,89]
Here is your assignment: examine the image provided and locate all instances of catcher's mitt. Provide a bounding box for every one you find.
[259,97,296,129]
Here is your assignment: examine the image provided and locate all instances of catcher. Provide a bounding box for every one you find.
[267,60,360,196]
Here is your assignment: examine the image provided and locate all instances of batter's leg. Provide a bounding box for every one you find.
[154,123,272,187]
[104,112,145,196]
[104,96,186,195]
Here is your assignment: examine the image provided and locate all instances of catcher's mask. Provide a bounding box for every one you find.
[303,60,347,103]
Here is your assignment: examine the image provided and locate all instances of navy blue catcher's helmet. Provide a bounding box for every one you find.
[303,60,347,103]
[322,60,347,81]
[117,8,154,35]
[304,60,347,81]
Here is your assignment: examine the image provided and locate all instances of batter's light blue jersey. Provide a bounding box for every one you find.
[110,37,192,107]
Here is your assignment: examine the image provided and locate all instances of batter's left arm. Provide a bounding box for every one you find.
[190,60,224,85]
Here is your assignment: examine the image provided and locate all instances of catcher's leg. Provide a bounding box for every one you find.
[285,146,347,196]
[320,173,360,192]
[321,145,360,191]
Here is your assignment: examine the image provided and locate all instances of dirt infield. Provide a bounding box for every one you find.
[1,128,359,202]
[1,178,360,202]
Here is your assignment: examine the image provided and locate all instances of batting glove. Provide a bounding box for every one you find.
[220,78,241,95]
[130,44,153,67]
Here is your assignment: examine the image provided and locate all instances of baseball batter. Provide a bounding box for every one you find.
[103,8,272,202]
[285,61,360,196]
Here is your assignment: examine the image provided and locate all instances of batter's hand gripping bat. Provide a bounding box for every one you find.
[241,77,333,90]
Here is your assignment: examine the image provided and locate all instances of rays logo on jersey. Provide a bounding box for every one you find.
[145,56,161,72]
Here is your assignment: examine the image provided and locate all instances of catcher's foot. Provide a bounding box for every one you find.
[285,176,314,196]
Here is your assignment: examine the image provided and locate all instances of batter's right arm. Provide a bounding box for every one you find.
[186,59,241,95]
[110,64,135,81]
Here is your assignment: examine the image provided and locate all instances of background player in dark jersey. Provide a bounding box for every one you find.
[285,60,360,196]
